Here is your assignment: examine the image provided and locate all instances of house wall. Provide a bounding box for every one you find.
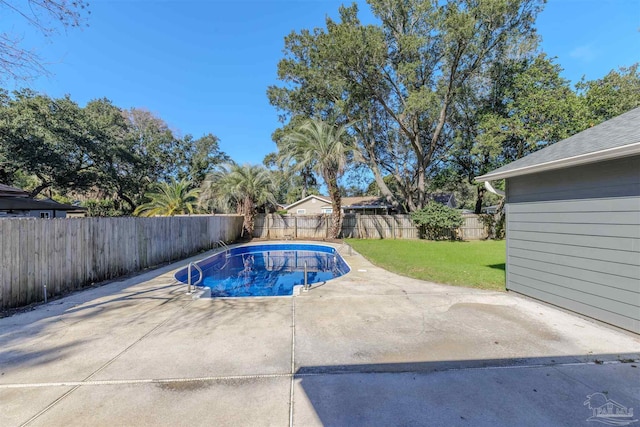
[0,210,27,218]
[0,209,70,219]
[287,197,330,215]
[505,155,640,333]
[26,209,61,219]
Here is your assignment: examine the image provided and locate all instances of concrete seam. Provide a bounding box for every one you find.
[19,295,194,426]
[289,296,296,427]
[84,298,196,382]
[19,385,82,427]
[4,359,634,392]
[3,373,294,389]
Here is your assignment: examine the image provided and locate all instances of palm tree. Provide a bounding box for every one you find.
[200,163,276,236]
[278,119,352,238]
[133,178,200,217]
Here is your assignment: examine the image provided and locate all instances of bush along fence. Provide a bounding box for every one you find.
[253,213,488,240]
[0,215,243,310]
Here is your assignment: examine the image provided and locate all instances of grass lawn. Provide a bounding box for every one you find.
[345,239,506,291]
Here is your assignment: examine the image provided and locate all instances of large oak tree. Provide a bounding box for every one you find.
[268,0,544,212]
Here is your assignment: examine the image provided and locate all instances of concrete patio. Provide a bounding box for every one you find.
[1,242,639,426]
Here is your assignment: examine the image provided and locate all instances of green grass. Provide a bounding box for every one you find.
[346,239,506,291]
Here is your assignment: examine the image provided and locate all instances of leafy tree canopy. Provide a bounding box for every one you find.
[200,163,277,235]
[0,90,227,213]
[133,178,200,217]
[278,119,353,238]
[576,63,640,124]
[269,0,544,212]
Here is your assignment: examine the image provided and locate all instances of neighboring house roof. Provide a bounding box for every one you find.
[341,196,391,209]
[285,194,331,210]
[476,107,640,181]
[0,184,30,198]
[0,197,86,212]
[286,193,456,211]
[432,193,456,206]
[432,194,449,204]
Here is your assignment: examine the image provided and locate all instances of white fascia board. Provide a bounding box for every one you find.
[475,142,640,182]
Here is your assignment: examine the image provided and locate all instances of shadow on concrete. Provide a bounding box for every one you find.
[295,354,640,427]
[0,258,195,371]
[296,354,639,375]
[0,342,83,373]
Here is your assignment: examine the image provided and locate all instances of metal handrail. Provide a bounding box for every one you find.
[213,256,230,271]
[186,262,204,294]
[217,240,230,257]
[303,261,309,292]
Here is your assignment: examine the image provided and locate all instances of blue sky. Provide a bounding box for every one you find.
[5,0,639,166]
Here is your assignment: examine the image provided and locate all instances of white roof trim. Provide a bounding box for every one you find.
[343,205,388,209]
[285,194,331,210]
[476,142,640,182]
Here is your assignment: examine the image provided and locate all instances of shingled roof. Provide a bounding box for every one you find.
[0,184,30,198]
[476,107,640,181]
[0,197,85,211]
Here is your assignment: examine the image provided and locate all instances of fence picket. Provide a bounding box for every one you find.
[0,215,243,310]
[253,213,487,241]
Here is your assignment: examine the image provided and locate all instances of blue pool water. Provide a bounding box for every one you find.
[174,244,350,297]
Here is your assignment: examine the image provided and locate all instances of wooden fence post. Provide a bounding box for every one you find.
[267,214,271,239]
[326,216,329,239]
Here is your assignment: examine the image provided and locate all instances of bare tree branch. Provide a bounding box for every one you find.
[0,0,89,82]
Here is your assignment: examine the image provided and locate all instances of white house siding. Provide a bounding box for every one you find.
[505,155,640,333]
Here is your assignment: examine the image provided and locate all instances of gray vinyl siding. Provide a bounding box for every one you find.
[505,155,640,333]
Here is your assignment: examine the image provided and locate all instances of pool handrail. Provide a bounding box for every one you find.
[303,261,309,292]
[186,262,204,294]
[217,240,230,257]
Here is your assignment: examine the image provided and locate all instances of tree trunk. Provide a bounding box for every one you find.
[243,197,255,237]
[474,186,485,214]
[118,192,136,212]
[366,155,405,213]
[326,173,342,239]
[29,179,51,198]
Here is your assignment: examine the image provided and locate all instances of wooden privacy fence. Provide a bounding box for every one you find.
[458,214,488,240]
[253,213,488,241]
[0,215,243,309]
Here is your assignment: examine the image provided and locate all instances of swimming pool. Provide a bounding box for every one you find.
[174,243,350,297]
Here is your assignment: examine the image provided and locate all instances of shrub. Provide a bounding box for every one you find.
[83,199,125,217]
[479,206,505,240]
[411,201,464,240]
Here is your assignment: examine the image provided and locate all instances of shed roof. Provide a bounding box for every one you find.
[476,107,640,182]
